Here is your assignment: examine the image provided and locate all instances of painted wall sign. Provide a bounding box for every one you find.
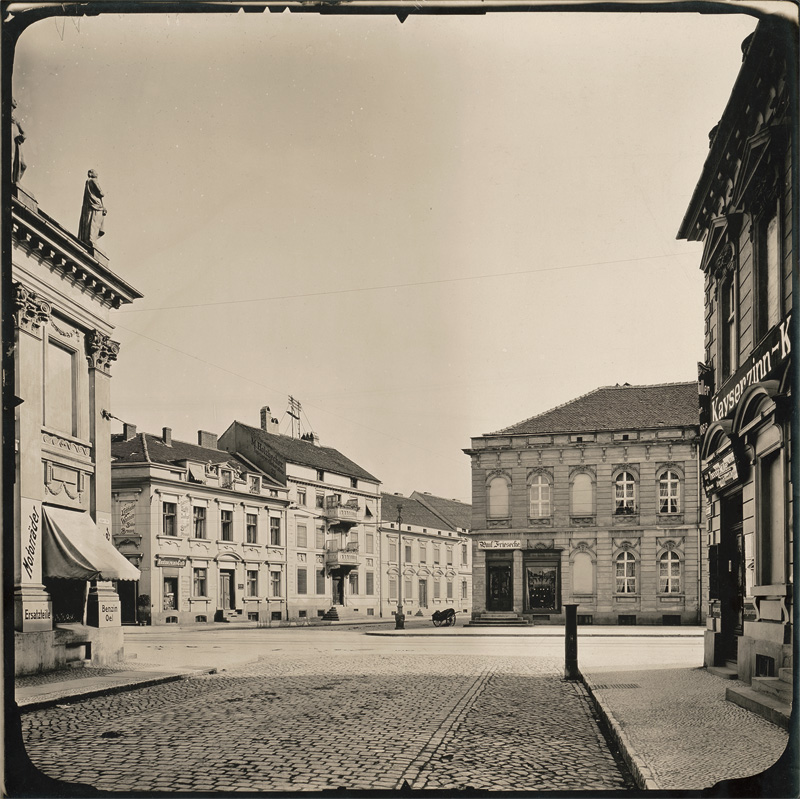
[155,555,187,568]
[120,500,136,535]
[21,501,41,581]
[702,449,740,494]
[478,540,521,550]
[698,361,714,436]
[711,314,791,423]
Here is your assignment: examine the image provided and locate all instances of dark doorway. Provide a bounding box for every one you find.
[117,580,138,625]
[331,571,345,605]
[719,491,744,663]
[219,570,234,610]
[44,578,85,624]
[163,577,178,611]
[486,559,513,611]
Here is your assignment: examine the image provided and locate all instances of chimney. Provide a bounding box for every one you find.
[260,406,270,431]
[198,430,218,450]
[162,427,172,446]
[308,431,319,445]
[269,415,280,435]
[123,423,137,441]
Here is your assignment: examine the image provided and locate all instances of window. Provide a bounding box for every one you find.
[162,502,177,536]
[220,509,233,541]
[388,577,397,600]
[389,540,398,562]
[487,476,510,519]
[296,523,308,548]
[433,545,440,565]
[350,477,358,488]
[659,472,680,514]
[350,573,359,595]
[615,551,637,594]
[365,532,374,554]
[349,529,359,548]
[461,544,468,565]
[573,552,593,594]
[220,469,233,489]
[755,203,781,340]
[249,476,260,494]
[404,544,412,562]
[297,488,307,506]
[193,568,207,596]
[247,569,258,597]
[446,547,453,566]
[315,524,325,549]
[446,579,453,599]
[366,572,375,595]
[316,494,325,509]
[659,551,681,594]
[614,472,636,515]
[721,274,738,378]
[529,474,551,517]
[246,513,258,543]
[192,506,206,539]
[270,517,281,546]
[461,579,468,600]
[419,543,427,563]
[571,473,593,516]
[316,569,325,595]
[759,450,785,585]
[316,469,325,482]
[404,578,412,599]
[45,339,76,436]
[297,567,307,595]
[433,579,441,599]
[270,570,282,598]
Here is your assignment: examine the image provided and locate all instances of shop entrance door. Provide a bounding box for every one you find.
[331,571,345,605]
[219,571,234,610]
[163,577,178,611]
[117,580,138,625]
[419,579,428,609]
[486,560,513,611]
[720,492,744,663]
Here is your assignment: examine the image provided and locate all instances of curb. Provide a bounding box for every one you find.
[16,668,216,713]
[581,673,661,791]
[366,630,704,638]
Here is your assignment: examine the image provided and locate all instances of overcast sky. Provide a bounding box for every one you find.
[13,6,762,502]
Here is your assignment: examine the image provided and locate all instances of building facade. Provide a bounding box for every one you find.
[677,19,794,685]
[465,383,704,626]
[12,182,143,675]
[220,410,382,622]
[379,492,472,621]
[110,427,290,625]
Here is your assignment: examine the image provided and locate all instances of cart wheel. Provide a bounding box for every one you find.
[433,617,442,627]
[447,615,456,626]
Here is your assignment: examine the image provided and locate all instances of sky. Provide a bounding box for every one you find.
[12,4,765,502]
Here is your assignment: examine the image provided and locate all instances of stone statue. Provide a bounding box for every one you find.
[78,170,106,246]
[11,98,27,184]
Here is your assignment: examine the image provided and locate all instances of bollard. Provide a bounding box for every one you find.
[564,603,580,680]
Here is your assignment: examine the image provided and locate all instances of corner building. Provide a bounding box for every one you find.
[465,383,704,626]
[677,20,794,685]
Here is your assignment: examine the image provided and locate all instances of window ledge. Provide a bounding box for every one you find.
[751,583,789,597]
[189,596,210,602]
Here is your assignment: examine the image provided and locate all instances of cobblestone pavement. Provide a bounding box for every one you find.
[583,667,790,792]
[21,653,633,793]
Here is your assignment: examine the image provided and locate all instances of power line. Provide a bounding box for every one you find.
[117,251,697,314]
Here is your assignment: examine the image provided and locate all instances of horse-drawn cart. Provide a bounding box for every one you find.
[431,608,457,627]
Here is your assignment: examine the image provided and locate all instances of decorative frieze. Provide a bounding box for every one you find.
[487,519,510,529]
[85,330,120,372]
[41,431,92,459]
[570,516,595,527]
[13,282,51,335]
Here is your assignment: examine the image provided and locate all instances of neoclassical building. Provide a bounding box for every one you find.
[11,179,143,674]
[110,426,290,625]
[677,17,793,710]
[465,383,704,626]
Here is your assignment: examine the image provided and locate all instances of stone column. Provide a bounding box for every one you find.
[13,283,53,632]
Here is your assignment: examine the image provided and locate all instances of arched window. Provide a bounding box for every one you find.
[487,476,510,519]
[615,551,636,593]
[659,471,680,514]
[529,474,551,518]
[614,472,636,515]
[659,551,681,593]
[573,551,593,594]
[571,473,593,515]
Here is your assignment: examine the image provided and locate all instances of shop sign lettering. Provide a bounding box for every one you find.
[702,449,739,494]
[22,506,40,580]
[478,540,521,550]
[25,608,51,620]
[711,315,791,423]
[120,500,136,534]
[155,555,187,568]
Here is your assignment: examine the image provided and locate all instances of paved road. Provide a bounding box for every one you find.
[21,646,634,792]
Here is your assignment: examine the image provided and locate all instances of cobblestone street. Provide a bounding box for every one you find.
[21,652,633,793]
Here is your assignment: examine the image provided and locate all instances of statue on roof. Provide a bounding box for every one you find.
[78,169,107,246]
[11,98,27,185]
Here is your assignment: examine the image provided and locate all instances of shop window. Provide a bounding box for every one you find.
[755,202,781,340]
[571,473,593,516]
[658,471,680,514]
[297,567,308,595]
[487,475,510,519]
[220,509,233,541]
[296,523,308,548]
[529,474,551,518]
[614,472,637,515]
[658,551,681,593]
[246,513,258,544]
[270,517,281,546]
[615,551,637,593]
[162,502,177,536]
[525,562,559,611]
[759,450,785,585]
[193,506,207,539]
[45,339,77,436]
[246,570,258,597]
[193,568,207,597]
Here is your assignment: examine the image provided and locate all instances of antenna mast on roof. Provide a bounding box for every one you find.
[287,395,301,439]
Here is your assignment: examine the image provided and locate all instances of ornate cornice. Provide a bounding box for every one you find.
[85,329,120,372]
[13,281,51,335]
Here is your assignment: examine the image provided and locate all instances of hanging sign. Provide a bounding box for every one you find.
[702,449,740,494]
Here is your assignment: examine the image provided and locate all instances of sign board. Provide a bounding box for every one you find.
[702,449,739,494]
[155,555,187,568]
[477,540,521,550]
[698,362,713,436]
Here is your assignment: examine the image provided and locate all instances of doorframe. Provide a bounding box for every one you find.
[485,553,514,612]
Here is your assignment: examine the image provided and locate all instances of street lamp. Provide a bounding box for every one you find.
[395,503,404,630]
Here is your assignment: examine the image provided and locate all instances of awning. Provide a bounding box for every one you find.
[42,506,141,581]
[188,463,206,483]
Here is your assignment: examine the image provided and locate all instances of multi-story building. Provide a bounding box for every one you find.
[677,18,793,696]
[110,427,290,625]
[11,177,142,674]
[379,492,472,620]
[464,383,704,626]
[219,409,382,622]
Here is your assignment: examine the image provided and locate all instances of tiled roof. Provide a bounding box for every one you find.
[380,493,456,531]
[235,422,379,483]
[410,492,472,531]
[111,432,266,479]
[491,382,699,436]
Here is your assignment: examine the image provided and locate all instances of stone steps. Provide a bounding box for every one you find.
[726,683,791,731]
[466,613,531,627]
[751,676,793,703]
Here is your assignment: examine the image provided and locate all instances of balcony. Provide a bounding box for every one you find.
[324,497,359,527]
[325,541,359,570]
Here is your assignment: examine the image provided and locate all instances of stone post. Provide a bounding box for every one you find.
[564,603,580,680]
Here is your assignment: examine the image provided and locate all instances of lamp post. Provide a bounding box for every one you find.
[395,503,405,630]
